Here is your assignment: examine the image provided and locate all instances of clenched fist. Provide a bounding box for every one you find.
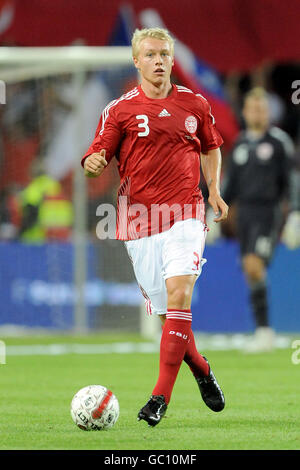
[84,149,108,177]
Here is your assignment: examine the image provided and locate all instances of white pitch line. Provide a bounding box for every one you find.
[5,342,158,356]
[3,334,293,356]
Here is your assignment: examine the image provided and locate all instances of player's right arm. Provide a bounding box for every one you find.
[81,101,122,177]
[84,149,108,178]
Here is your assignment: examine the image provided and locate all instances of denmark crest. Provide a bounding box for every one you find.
[185,115,197,134]
[256,142,274,161]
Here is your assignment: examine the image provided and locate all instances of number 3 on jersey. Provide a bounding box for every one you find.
[136,115,149,137]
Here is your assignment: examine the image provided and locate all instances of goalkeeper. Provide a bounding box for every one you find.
[220,87,300,352]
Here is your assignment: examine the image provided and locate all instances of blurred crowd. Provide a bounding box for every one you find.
[0,75,75,243]
[0,70,121,243]
[0,59,299,244]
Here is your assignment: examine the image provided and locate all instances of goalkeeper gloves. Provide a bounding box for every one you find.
[281,211,300,249]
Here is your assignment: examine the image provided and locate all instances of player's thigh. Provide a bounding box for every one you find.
[236,207,256,257]
[124,236,167,315]
[165,274,198,310]
[162,219,207,281]
[238,206,281,264]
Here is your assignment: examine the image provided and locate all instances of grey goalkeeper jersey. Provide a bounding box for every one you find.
[222,126,299,210]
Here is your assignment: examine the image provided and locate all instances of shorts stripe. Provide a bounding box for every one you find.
[145,299,152,316]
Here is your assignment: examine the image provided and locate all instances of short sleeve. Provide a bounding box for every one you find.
[196,95,223,154]
[81,103,122,167]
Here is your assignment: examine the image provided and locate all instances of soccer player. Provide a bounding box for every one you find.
[222,87,299,352]
[82,28,228,426]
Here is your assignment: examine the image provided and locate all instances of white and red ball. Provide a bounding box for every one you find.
[71,385,119,430]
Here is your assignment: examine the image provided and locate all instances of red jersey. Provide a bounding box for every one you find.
[82,84,223,240]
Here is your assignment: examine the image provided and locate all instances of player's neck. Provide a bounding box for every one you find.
[247,126,268,139]
[140,79,173,99]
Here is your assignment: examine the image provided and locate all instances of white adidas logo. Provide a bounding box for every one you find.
[158,108,171,117]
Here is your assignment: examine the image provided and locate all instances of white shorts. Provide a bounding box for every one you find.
[125,218,207,315]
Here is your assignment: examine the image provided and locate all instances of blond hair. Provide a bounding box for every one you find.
[131,27,175,58]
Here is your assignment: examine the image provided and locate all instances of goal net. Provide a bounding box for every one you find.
[0,46,160,337]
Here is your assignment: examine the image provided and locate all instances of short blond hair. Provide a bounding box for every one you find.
[131,27,175,58]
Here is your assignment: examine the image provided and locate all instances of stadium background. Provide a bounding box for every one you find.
[0,0,299,336]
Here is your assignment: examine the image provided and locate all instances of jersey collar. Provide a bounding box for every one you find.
[138,83,177,102]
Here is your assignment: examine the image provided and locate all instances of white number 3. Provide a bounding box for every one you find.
[136,114,149,137]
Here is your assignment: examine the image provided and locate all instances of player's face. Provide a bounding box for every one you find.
[243,97,270,131]
[133,38,174,86]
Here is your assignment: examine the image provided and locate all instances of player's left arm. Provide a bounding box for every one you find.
[276,130,300,249]
[201,148,228,223]
[196,95,228,222]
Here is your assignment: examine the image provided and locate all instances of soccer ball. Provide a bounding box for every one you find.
[71,385,119,430]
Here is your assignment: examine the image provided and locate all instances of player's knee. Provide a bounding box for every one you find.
[246,266,262,282]
[167,285,190,309]
[166,275,196,309]
[243,255,265,282]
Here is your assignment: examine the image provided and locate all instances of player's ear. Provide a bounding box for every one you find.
[133,56,140,70]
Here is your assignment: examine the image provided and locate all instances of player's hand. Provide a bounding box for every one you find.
[281,211,300,249]
[208,190,229,223]
[84,149,107,177]
[205,207,221,244]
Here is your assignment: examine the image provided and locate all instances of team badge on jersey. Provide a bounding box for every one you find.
[233,144,249,165]
[185,115,197,134]
[256,143,274,161]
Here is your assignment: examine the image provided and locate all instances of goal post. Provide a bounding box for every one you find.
[0,46,133,83]
[0,45,161,339]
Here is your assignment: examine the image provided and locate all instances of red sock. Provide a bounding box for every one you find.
[184,331,209,377]
[152,309,192,404]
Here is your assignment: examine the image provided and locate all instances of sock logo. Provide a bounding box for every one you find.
[169,331,188,340]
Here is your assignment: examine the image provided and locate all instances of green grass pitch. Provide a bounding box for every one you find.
[0,333,299,450]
